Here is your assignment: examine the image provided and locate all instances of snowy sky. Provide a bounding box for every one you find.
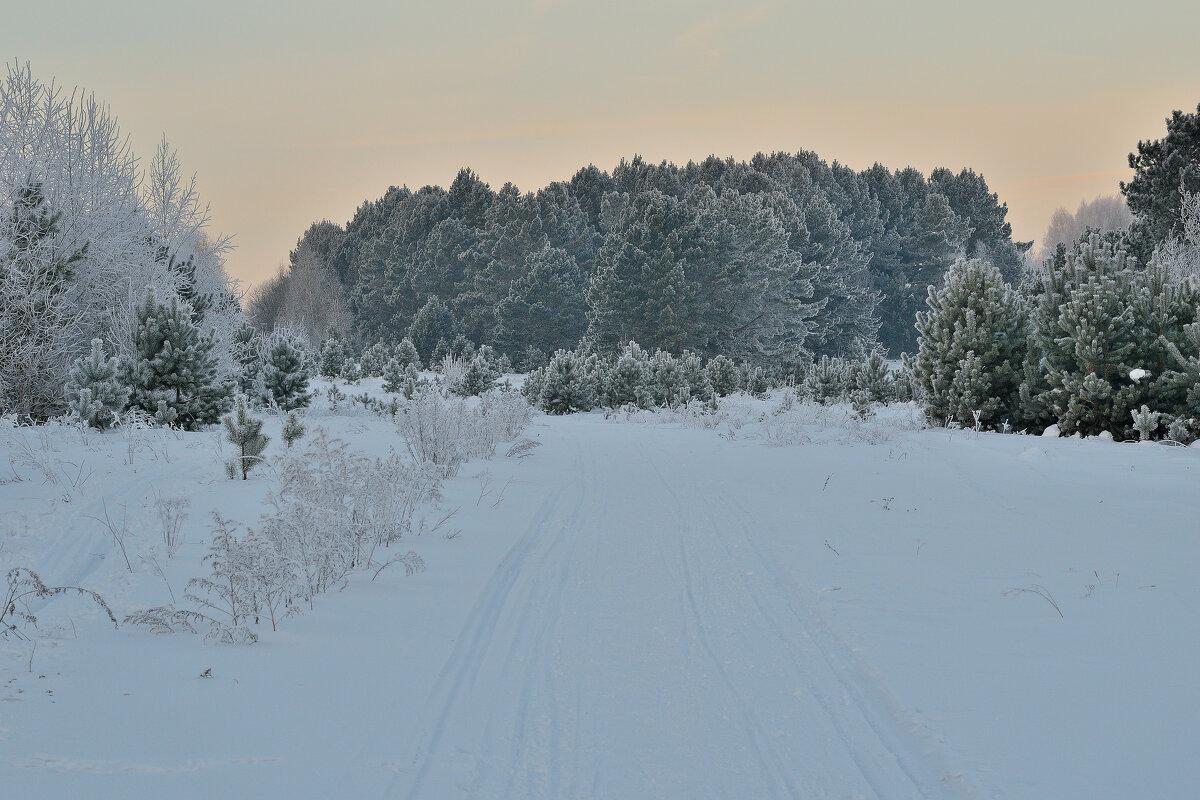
[10,0,1200,287]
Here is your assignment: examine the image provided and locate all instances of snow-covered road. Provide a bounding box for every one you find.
[395,420,957,799]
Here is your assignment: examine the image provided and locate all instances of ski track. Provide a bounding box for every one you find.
[390,422,972,799]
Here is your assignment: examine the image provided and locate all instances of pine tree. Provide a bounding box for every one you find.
[603,341,652,408]
[537,349,597,414]
[358,341,391,377]
[914,257,1027,428]
[407,297,455,364]
[705,355,740,397]
[680,351,713,402]
[223,394,269,480]
[282,409,306,448]
[261,331,311,410]
[393,337,421,372]
[64,339,130,430]
[318,332,347,378]
[852,349,895,404]
[803,355,852,404]
[1031,234,1140,436]
[449,354,498,397]
[122,291,230,430]
[382,357,405,393]
[338,358,362,384]
[649,350,687,407]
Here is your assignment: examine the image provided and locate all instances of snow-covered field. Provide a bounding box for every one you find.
[2,382,1197,799]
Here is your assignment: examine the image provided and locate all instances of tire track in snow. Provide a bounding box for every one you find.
[395,435,594,799]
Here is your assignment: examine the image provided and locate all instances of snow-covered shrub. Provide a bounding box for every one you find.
[479,387,535,441]
[2,567,117,640]
[64,338,130,430]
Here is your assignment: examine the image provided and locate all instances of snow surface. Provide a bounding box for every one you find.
[2,383,1198,799]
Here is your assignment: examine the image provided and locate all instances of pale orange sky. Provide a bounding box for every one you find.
[9,1,1200,287]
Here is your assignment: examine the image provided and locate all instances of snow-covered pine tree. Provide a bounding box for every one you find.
[1030,234,1142,437]
[914,257,1027,429]
[393,337,422,372]
[122,291,231,430]
[338,357,362,384]
[705,355,740,397]
[450,353,498,396]
[382,357,404,393]
[231,324,264,399]
[648,350,688,407]
[358,341,391,378]
[282,409,306,448]
[317,331,347,379]
[407,297,455,364]
[223,394,269,479]
[64,339,130,430]
[852,349,895,404]
[537,349,597,414]
[603,341,652,408]
[803,355,852,404]
[680,351,713,402]
[261,330,311,410]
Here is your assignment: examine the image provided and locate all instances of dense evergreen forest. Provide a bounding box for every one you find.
[249,152,1030,365]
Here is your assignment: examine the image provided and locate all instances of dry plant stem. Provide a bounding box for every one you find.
[1005,584,1063,618]
[87,499,132,573]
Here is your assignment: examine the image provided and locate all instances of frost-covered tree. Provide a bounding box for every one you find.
[317,330,348,378]
[122,291,230,430]
[261,330,311,410]
[852,349,895,404]
[407,297,456,364]
[802,355,852,405]
[449,353,498,397]
[1030,234,1144,437]
[1,65,241,418]
[705,354,739,397]
[914,257,1027,428]
[282,409,306,448]
[223,394,269,480]
[535,349,597,414]
[603,341,652,407]
[1123,103,1200,259]
[393,337,421,372]
[64,338,130,430]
